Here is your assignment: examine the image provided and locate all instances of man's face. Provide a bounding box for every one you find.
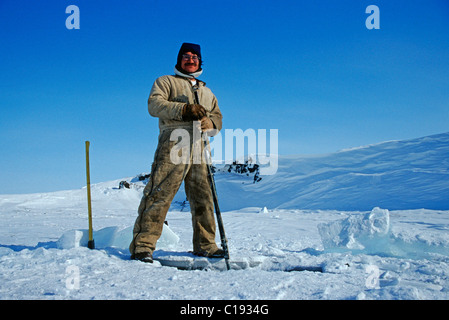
[181,51,200,73]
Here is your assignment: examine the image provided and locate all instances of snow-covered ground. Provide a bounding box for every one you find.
[1,132,449,300]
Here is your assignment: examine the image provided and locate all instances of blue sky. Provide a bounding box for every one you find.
[1,0,448,194]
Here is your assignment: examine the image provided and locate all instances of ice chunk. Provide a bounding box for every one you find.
[109,224,179,251]
[156,223,180,250]
[94,226,120,248]
[56,229,88,249]
[259,207,269,213]
[111,227,132,250]
[318,207,391,254]
[56,224,180,252]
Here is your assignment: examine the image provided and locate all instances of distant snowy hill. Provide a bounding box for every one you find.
[167,132,449,211]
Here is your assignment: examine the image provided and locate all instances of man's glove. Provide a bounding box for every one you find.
[200,117,214,132]
[182,104,207,121]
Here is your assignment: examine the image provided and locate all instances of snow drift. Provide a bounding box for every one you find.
[205,132,449,211]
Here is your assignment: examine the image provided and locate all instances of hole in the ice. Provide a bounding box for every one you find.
[284,266,324,273]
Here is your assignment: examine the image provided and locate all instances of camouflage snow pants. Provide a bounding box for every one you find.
[129,128,218,256]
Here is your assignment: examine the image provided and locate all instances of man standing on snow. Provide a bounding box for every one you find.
[130,43,224,263]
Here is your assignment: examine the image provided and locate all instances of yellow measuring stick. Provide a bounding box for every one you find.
[85,141,95,249]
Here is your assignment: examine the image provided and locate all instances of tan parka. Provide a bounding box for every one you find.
[148,75,223,133]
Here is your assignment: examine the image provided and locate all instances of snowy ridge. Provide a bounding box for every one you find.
[0,132,449,300]
[196,132,449,211]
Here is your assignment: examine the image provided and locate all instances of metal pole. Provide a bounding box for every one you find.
[203,139,231,270]
[192,86,230,270]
